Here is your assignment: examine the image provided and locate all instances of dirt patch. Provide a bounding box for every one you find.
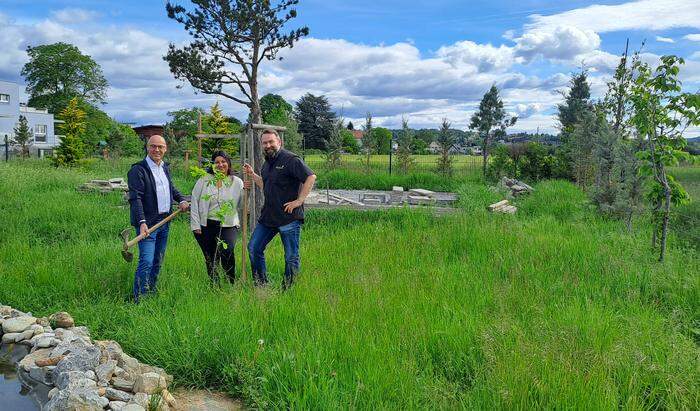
[171,388,244,411]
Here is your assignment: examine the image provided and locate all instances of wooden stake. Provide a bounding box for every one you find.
[241,174,249,283]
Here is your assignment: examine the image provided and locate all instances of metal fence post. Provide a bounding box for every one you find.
[388,148,392,175]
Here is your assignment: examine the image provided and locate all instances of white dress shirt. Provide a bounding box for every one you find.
[145,156,171,214]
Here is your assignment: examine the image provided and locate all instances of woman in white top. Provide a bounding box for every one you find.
[190,151,244,283]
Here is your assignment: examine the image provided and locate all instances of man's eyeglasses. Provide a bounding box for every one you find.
[149,144,166,150]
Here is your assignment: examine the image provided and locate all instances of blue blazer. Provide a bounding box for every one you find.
[127,159,185,228]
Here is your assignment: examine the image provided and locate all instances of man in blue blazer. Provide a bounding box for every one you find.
[127,135,189,302]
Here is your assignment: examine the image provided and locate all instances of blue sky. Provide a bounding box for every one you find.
[1,0,699,133]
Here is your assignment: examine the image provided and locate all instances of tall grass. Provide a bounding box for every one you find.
[0,160,698,409]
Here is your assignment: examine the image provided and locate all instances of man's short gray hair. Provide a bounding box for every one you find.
[261,129,280,138]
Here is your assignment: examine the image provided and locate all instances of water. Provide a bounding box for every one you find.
[0,344,47,410]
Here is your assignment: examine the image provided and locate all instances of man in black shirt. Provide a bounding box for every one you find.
[243,129,316,289]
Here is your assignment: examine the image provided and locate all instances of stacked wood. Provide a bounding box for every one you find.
[488,199,517,214]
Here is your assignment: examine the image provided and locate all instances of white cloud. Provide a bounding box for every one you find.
[50,8,101,25]
[526,0,700,33]
[514,25,600,62]
[655,36,675,43]
[684,34,700,42]
[436,40,518,72]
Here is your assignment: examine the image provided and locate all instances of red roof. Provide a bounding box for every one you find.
[351,130,363,140]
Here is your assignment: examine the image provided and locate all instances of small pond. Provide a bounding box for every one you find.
[0,344,49,410]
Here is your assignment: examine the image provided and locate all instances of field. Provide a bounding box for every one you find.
[303,153,483,175]
[0,159,698,409]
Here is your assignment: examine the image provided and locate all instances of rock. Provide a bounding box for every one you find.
[2,332,20,344]
[138,364,173,386]
[44,387,108,411]
[132,392,150,408]
[95,340,124,364]
[48,387,59,399]
[96,359,117,382]
[85,370,97,380]
[16,328,35,342]
[54,345,101,375]
[161,389,177,408]
[392,186,404,192]
[18,348,52,371]
[109,400,128,410]
[35,355,64,367]
[112,377,135,392]
[0,305,12,316]
[36,317,51,327]
[409,188,435,197]
[488,200,509,211]
[106,387,134,402]
[51,336,91,357]
[121,404,146,411]
[35,336,60,349]
[133,372,167,394]
[30,324,44,335]
[29,365,53,384]
[2,316,36,333]
[55,370,96,390]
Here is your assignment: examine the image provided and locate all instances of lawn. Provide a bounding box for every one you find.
[0,159,697,409]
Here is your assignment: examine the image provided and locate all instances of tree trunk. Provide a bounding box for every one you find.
[482,134,488,177]
[249,80,264,227]
[659,178,671,262]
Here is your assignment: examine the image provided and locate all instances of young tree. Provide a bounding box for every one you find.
[22,43,108,114]
[324,119,344,169]
[11,115,33,158]
[469,85,517,177]
[203,102,239,157]
[630,56,699,261]
[361,113,376,173]
[295,93,336,149]
[396,117,414,173]
[52,98,86,167]
[436,118,456,177]
[165,0,308,216]
[164,0,308,173]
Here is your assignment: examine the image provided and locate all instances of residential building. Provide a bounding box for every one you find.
[0,80,60,157]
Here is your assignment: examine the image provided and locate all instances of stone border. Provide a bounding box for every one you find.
[1,304,178,411]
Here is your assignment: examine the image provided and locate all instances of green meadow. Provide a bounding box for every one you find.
[0,159,698,409]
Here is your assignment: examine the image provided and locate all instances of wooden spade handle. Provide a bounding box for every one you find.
[126,209,182,248]
[241,176,249,282]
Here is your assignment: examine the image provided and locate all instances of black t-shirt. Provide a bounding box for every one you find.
[260,149,314,227]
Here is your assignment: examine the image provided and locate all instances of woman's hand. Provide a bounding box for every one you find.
[193,229,202,235]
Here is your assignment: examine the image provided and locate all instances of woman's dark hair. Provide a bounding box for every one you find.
[208,150,233,176]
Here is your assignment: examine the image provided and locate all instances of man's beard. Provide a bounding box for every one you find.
[264,147,280,160]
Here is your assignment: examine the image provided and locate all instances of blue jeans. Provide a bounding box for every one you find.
[133,220,170,302]
[248,220,301,288]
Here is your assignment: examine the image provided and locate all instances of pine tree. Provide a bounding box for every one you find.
[203,102,238,157]
[436,118,455,177]
[11,115,33,158]
[52,97,86,167]
[469,85,517,177]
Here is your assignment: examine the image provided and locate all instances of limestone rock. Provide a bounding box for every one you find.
[133,372,167,394]
[2,332,20,344]
[106,387,134,402]
[112,376,135,392]
[48,387,59,400]
[85,370,97,381]
[96,359,117,383]
[109,400,128,411]
[44,387,109,411]
[16,328,35,342]
[121,404,146,411]
[54,345,101,375]
[131,392,150,408]
[2,316,36,333]
[35,355,64,367]
[161,388,177,408]
[18,347,52,371]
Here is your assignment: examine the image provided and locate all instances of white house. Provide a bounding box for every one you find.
[0,80,61,157]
